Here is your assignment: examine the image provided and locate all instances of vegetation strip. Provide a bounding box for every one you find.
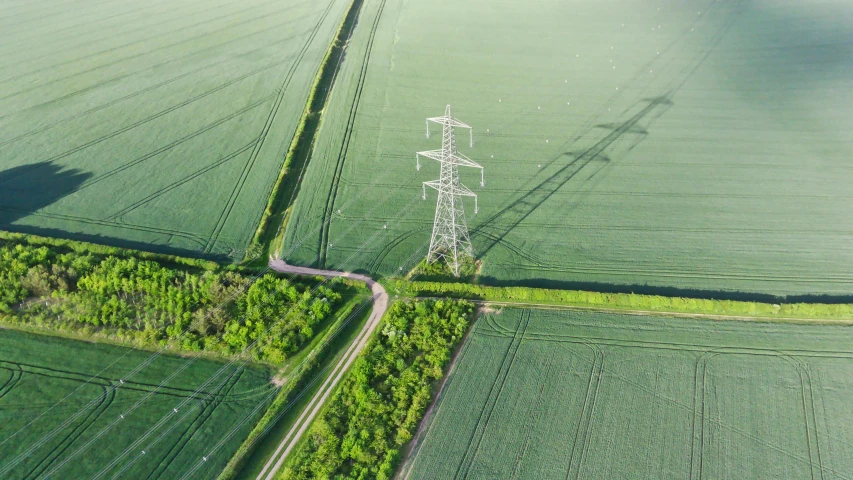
[247,0,365,263]
[384,279,853,323]
[279,299,473,479]
[217,295,370,480]
[0,233,350,362]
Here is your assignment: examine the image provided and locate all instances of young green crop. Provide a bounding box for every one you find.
[284,0,853,297]
[0,0,352,261]
[405,307,853,478]
[0,328,272,479]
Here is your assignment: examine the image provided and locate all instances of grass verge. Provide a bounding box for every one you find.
[246,0,364,263]
[383,279,853,323]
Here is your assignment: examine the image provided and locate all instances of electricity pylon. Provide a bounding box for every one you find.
[416,105,484,277]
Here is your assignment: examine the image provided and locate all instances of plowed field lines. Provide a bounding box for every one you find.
[407,308,853,479]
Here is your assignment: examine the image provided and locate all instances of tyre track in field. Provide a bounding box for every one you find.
[510,341,558,479]
[454,310,529,480]
[564,342,604,480]
[367,230,417,273]
[106,140,258,222]
[203,0,341,255]
[0,8,316,122]
[0,0,179,53]
[788,356,825,480]
[507,260,853,285]
[688,350,839,480]
[0,0,126,31]
[0,84,276,187]
[0,0,199,56]
[0,362,23,401]
[0,28,312,148]
[66,97,270,193]
[689,351,717,480]
[0,0,251,69]
[1,361,242,399]
[144,368,245,480]
[478,226,853,284]
[470,320,852,479]
[0,206,209,248]
[0,0,312,96]
[21,385,117,480]
[317,0,387,268]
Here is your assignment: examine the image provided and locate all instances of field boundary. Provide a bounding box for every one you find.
[246,0,364,263]
[317,0,387,267]
[385,280,853,324]
[204,0,342,255]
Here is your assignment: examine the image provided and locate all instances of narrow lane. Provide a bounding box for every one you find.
[257,258,388,480]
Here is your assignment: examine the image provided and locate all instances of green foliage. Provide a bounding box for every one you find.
[0,237,343,363]
[281,299,472,480]
[410,257,478,281]
[384,279,853,322]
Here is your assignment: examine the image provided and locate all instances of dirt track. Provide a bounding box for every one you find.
[256,259,388,480]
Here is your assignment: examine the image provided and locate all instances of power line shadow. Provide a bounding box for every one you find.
[471,94,674,257]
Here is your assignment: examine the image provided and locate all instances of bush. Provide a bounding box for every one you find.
[0,235,345,363]
[281,299,473,479]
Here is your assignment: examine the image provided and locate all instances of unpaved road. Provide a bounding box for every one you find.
[257,259,388,480]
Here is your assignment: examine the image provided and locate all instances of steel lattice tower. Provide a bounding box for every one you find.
[415,105,484,276]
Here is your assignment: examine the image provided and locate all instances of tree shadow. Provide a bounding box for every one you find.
[476,275,853,305]
[0,162,92,227]
[0,162,236,262]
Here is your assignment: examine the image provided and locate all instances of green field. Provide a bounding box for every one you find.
[404,307,853,479]
[0,328,273,479]
[0,0,351,260]
[283,0,853,297]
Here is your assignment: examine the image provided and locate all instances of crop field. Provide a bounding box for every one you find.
[404,307,853,479]
[0,329,273,479]
[0,0,351,260]
[283,0,853,297]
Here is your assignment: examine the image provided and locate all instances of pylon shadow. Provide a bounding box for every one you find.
[471,94,674,257]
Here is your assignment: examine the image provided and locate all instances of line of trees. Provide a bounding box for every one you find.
[0,238,343,363]
[281,299,473,479]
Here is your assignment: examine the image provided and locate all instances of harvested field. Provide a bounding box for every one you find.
[0,329,273,479]
[404,307,853,479]
[0,0,351,260]
[283,0,853,297]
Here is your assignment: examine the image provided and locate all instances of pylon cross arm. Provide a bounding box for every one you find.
[423,181,476,196]
[426,116,472,129]
[452,152,483,169]
[416,150,444,162]
[423,180,442,192]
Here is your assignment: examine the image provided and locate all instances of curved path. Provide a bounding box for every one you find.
[257,259,388,480]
